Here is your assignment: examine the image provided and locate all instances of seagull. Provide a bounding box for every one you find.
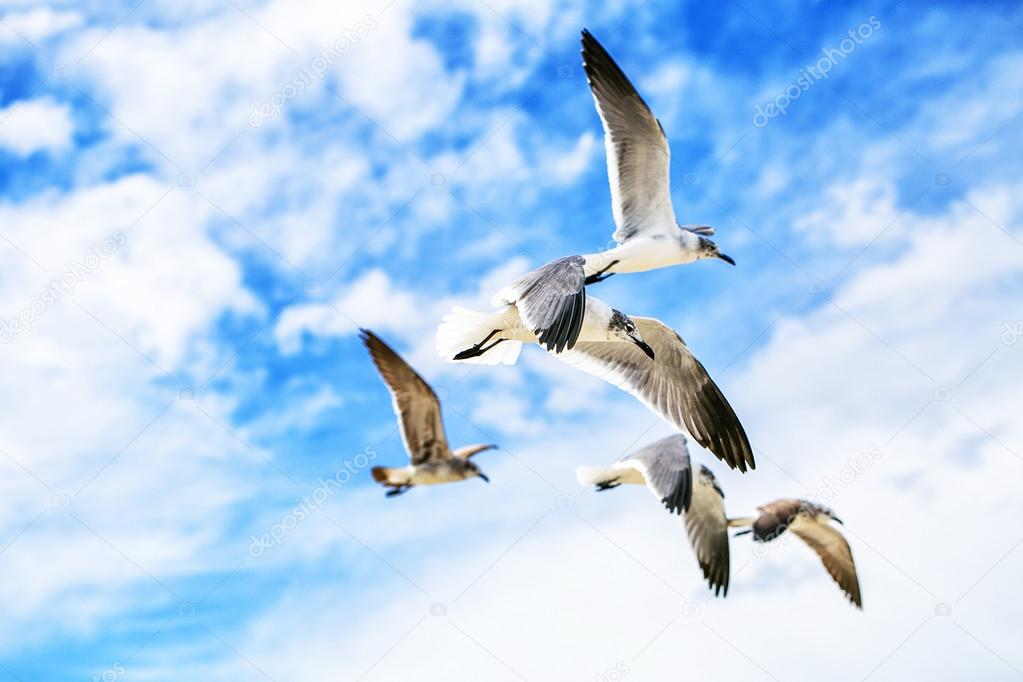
[578,28,735,286]
[577,436,731,596]
[360,329,495,497]
[437,258,754,471]
[730,499,863,608]
[575,434,693,514]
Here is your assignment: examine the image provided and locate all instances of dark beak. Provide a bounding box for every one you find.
[633,338,655,360]
[832,516,844,525]
[718,252,736,266]
[478,473,490,483]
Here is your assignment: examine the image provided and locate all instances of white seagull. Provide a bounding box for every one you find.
[360,329,496,496]
[578,28,735,286]
[437,259,754,471]
[730,499,863,608]
[577,435,732,595]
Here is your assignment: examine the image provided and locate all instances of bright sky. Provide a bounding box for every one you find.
[1,1,1022,680]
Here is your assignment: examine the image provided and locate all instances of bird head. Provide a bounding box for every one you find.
[608,309,655,360]
[465,460,489,483]
[697,235,735,266]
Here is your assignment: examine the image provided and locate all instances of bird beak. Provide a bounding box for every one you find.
[832,516,844,525]
[717,252,736,266]
[633,337,655,360]
[478,473,490,483]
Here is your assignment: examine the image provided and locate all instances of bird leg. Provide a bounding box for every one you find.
[584,260,619,286]
[385,485,412,497]
[454,330,504,360]
[595,479,621,491]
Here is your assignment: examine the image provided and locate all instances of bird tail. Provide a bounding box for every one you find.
[575,465,616,487]
[371,466,409,486]
[436,306,522,365]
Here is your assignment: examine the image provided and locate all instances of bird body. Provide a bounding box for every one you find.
[576,433,693,514]
[360,329,495,496]
[372,458,484,487]
[582,229,705,279]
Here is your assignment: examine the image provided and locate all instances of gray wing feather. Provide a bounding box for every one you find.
[581,29,675,244]
[555,317,755,471]
[497,256,587,353]
[619,434,692,513]
[789,513,863,608]
[684,465,730,596]
[360,330,448,465]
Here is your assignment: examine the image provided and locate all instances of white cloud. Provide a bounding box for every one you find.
[0,6,83,42]
[0,98,74,156]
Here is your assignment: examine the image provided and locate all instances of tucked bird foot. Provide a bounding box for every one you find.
[385,485,411,497]
[584,260,619,286]
[453,330,505,360]
[595,480,621,491]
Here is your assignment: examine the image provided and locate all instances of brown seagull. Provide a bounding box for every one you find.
[360,329,495,497]
[730,499,863,608]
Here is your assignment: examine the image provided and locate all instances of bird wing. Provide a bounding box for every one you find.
[684,465,730,596]
[493,256,587,353]
[581,29,675,244]
[360,329,448,465]
[618,434,692,514]
[789,513,863,608]
[553,317,755,471]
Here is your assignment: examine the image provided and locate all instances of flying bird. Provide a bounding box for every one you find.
[577,436,731,596]
[437,259,753,471]
[576,434,694,515]
[360,329,495,497]
[730,499,862,608]
[578,28,735,286]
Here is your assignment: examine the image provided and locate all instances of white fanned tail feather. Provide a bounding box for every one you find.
[436,306,523,366]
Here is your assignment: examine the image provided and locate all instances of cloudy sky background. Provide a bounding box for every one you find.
[1,0,1022,679]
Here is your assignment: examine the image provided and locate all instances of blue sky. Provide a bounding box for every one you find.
[1,0,1022,679]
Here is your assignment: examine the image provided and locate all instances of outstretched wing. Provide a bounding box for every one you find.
[581,29,675,244]
[789,514,863,608]
[619,434,692,514]
[493,256,586,353]
[684,465,730,596]
[360,330,448,464]
[554,317,755,472]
